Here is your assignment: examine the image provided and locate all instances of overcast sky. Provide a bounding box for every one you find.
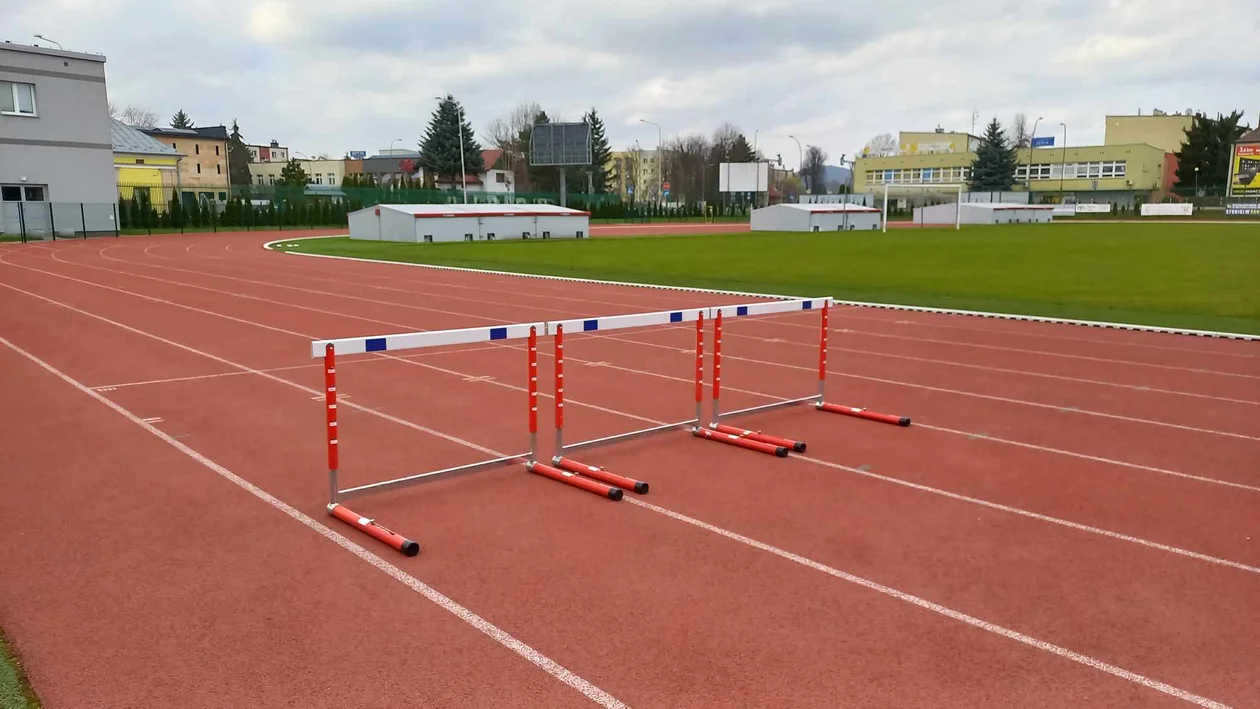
[8,0,1257,166]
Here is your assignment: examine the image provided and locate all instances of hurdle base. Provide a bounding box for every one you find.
[710,423,806,453]
[692,426,789,457]
[327,504,420,556]
[553,457,648,494]
[527,461,624,500]
[817,402,911,427]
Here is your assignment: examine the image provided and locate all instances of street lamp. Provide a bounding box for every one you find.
[33,34,63,50]
[1194,166,1201,197]
[1026,116,1043,198]
[389,138,403,154]
[753,129,760,208]
[436,96,468,203]
[639,119,663,202]
[1058,122,1068,195]
[788,135,804,194]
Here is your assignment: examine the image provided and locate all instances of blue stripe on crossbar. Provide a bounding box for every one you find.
[737,306,749,316]
[583,319,599,331]
[489,327,508,340]
[365,337,387,352]
[670,311,683,323]
[802,301,813,310]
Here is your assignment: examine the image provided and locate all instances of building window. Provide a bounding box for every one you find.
[196,164,202,174]
[0,81,37,115]
[217,164,222,175]
[195,144,201,155]
[172,142,177,151]
[136,158,145,165]
[215,145,220,156]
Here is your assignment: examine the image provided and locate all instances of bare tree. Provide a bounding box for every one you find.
[483,101,543,173]
[1007,113,1031,149]
[120,104,158,129]
[107,101,118,119]
[802,145,828,194]
[662,133,713,203]
[863,133,897,157]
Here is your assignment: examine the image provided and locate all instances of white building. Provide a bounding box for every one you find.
[350,203,589,243]
[246,140,289,163]
[751,203,883,232]
[249,157,344,187]
[914,202,1054,225]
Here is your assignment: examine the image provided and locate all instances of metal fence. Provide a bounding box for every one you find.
[0,202,119,242]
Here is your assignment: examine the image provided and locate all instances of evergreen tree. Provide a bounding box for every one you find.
[419,95,484,185]
[729,134,755,162]
[170,109,194,129]
[278,159,310,187]
[968,118,1018,191]
[1175,111,1247,196]
[585,108,614,193]
[227,119,252,187]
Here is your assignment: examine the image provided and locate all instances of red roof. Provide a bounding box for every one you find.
[481,149,505,170]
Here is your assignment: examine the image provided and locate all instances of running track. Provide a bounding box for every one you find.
[0,230,1257,708]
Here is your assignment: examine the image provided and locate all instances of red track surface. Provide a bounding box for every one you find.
[1,232,1257,708]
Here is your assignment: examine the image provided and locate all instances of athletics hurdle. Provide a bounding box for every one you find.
[697,298,911,458]
[541,306,709,493]
[312,320,554,555]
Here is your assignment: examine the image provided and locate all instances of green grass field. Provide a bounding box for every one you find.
[275,223,1260,334]
[0,628,38,709]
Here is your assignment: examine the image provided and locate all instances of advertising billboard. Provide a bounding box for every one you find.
[1230,143,1260,197]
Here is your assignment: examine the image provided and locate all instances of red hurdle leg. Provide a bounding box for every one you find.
[553,456,648,494]
[817,402,911,427]
[527,461,624,500]
[709,423,806,453]
[693,425,789,457]
[328,503,420,556]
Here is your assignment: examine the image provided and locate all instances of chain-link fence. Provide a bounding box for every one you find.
[0,202,119,242]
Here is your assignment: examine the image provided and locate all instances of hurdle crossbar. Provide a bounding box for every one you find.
[311,320,543,554]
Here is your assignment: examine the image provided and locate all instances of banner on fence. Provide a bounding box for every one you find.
[1140,203,1193,217]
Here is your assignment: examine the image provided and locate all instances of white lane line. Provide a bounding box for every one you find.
[0,274,503,457]
[794,455,1260,575]
[0,275,1244,706]
[0,334,628,709]
[624,497,1233,709]
[593,330,1260,442]
[141,416,163,424]
[64,245,1255,408]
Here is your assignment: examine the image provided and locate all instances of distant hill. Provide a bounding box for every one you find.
[822,164,851,191]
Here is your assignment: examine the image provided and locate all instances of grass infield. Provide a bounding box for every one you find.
[274,223,1260,335]
[0,627,38,709]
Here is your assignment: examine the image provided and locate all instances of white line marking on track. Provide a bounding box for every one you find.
[141,416,163,424]
[1,266,1246,705]
[623,497,1234,709]
[0,334,628,709]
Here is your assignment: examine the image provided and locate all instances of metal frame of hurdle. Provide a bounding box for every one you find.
[309,297,910,556]
[694,298,911,459]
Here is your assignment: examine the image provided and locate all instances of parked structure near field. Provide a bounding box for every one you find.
[915,202,1054,225]
[751,203,882,232]
[349,203,590,242]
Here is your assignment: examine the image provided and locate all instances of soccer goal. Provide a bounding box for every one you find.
[881,183,964,232]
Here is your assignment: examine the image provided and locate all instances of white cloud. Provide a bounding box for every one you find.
[5,0,1254,163]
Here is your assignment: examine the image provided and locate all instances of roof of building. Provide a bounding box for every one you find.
[193,125,230,140]
[1238,127,1260,143]
[481,149,505,170]
[368,204,589,218]
[110,119,182,156]
[141,126,198,137]
[0,40,106,62]
[760,203,879,213]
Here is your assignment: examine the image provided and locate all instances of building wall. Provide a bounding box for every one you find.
[1104,114,1193,154]
[0,44,115,204]
[246,143,289,163]
[609,149,660,200]
[897,132,978,155]
[145,135,228,187]
[855,143,1169,204]
[114,154,179,199]
[249,158,346,187]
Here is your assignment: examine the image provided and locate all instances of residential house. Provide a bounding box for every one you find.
[110,118,181,206]
[140,125,230,204]
[247,139,288,163]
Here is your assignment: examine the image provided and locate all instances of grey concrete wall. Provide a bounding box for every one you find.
[0,44,115,204]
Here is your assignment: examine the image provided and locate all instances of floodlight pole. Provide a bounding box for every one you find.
[789,135,804,193]
[640,119,663,203]
[459,118,468,204]
[882,183,889,233]
[1026,116,1043,199]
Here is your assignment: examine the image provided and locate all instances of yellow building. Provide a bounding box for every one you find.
[141,125,230,203]
[608,148,661,201]
[110,118,181,204]
[854,121,1183,206]
[1104,113,1194,154]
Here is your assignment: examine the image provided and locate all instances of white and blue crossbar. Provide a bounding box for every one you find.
[311,321,545,358]
[709,297,830,320]
[549,306,707,336]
